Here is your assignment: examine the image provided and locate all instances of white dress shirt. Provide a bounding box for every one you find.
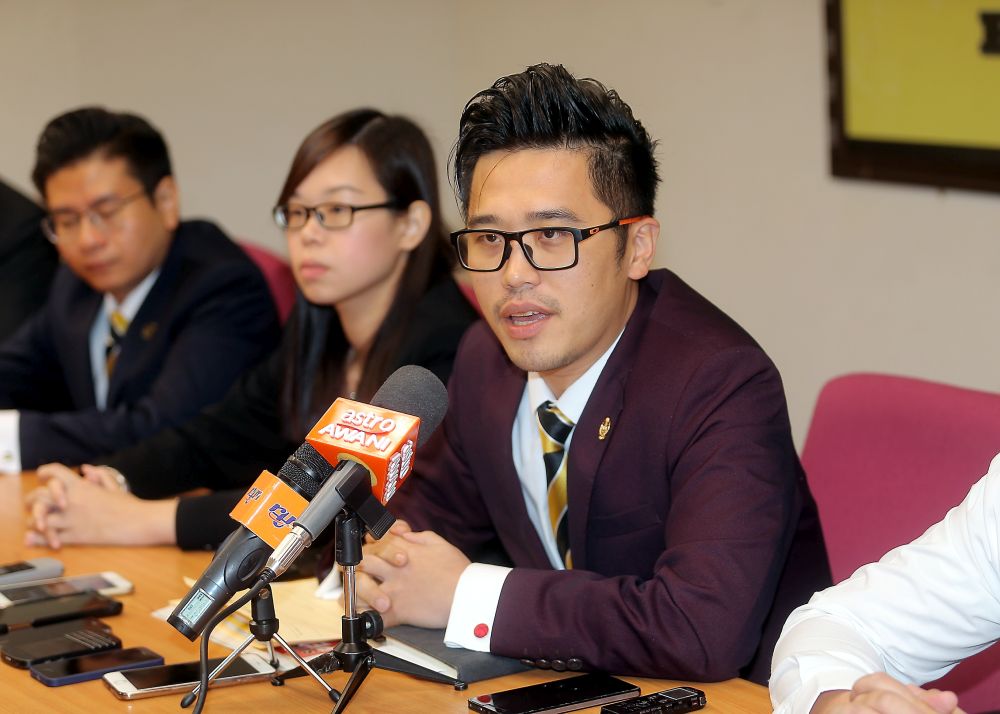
[444,331,623,651]
[0,269,159,473]
[770,453,1000,714]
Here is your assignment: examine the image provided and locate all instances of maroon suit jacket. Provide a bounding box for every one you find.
[391,269,829,684]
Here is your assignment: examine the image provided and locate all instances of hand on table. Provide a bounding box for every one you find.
[353,521,468,629]
[811,673,965,714]
[24,462,177,548]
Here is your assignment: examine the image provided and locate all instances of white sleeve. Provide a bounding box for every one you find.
[770,454,1000,714]
[770,609,892,713]
[0,410,21,473]
[443,562,512,652]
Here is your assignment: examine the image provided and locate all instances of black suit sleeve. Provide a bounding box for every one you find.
[104,342,294,498]
[174,490,247,551]
[0,308,73,413]
[0,181,58,342]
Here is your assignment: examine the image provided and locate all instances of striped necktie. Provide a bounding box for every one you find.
[105,310,129,376]
[536,400,575,568]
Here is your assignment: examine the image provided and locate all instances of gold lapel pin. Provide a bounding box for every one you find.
[598,417,611,440]
[140,322,158,340]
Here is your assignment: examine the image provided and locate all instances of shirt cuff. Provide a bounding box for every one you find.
[771,655,866,714]
[444,562,511,652]
[770,610,891,713]
[0,410,21,474]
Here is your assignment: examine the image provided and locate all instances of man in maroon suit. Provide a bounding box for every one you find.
[356,63,829,684]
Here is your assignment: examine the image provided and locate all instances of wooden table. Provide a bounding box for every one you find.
[0,473,771,712]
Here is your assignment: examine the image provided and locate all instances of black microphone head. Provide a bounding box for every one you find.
[371,365,448,447]
[279,442,335,498]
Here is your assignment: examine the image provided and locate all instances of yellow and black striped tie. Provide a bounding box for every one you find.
[536,400,575,568]
[105,310,129,376]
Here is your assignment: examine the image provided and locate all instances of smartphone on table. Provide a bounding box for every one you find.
[0,618,120,668]
[29,646,163,686]
[0,571,132,607]
[469,673,640,714]
[102,652,276,700]
[0,558,63,587]
[0,617,104,648]
[0,591,122,634]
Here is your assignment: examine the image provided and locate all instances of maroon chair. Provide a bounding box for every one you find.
[240,241,296,324]
[801,373,1000,712]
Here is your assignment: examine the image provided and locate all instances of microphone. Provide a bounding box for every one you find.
[167,442,334,640]
[263,365,448,579]
[167,365,448,640]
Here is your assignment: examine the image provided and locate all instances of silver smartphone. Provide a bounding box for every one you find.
[0,558,63,588]
[0,571,132,608]
[102,652,276,700]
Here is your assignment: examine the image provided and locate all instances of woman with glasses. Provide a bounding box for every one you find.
[24,109,479,550]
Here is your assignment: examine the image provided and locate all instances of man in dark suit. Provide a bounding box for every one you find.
[356,64,830,684]
[0,179,58,341]
[0,107,279,471]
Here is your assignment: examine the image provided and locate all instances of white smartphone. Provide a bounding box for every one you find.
[0,558,63,588]
[0,571,133,608]
[102,653,276,700]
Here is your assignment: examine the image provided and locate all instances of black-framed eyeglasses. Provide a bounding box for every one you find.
[272,200,400,231]
[41,189,148,244]
[450,216,645,272]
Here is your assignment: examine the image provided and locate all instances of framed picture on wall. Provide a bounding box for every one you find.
[828,0,1000,193]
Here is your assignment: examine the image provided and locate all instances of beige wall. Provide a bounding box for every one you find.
[3,0,999,446]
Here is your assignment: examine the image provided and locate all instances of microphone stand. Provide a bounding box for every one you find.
[180,583,338,707]
[272,509,467,713]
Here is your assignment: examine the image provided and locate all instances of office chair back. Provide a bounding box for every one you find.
[240,241,296,323]
[801,372,1000,712]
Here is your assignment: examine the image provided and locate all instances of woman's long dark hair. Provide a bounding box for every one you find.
[278,109,453,439]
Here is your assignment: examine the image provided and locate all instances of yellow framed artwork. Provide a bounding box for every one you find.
[829,0,1000,192]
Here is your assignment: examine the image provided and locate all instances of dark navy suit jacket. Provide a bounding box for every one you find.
[0,219,280,467]
[390,269,830,684]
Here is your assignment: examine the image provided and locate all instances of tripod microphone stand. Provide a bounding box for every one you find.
[180,583,338,707]
[272,509,467,713]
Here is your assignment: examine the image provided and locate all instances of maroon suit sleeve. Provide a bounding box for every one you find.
[388,395,502,560]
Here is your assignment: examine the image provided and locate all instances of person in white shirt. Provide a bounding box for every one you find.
[770,454,1000,714]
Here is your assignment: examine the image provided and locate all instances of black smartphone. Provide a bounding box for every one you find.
[0,591,122,634]
[29,646,163,686]
[469,673,641,714]
[0,617,105,649]
[1,619,120,668]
